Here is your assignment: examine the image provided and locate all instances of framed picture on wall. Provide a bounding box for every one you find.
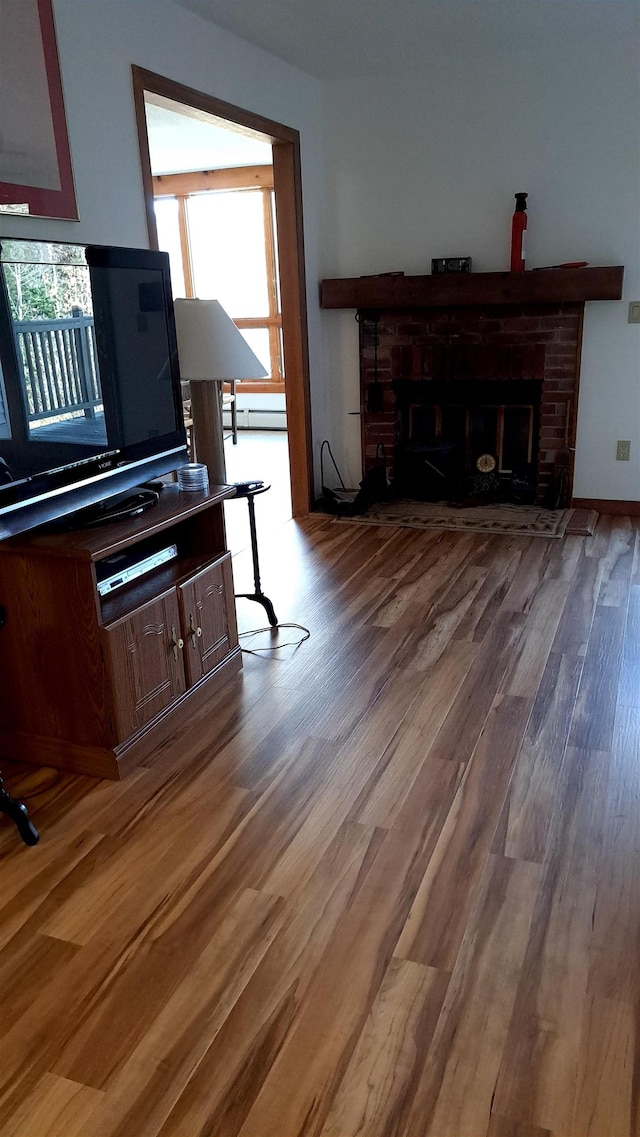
[0,0,78,220]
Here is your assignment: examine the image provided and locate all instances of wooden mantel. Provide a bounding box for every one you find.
[320,266,624,309]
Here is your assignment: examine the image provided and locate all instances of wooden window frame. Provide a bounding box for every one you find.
[153,167,284,394]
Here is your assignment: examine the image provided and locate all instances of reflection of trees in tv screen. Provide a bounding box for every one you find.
[3,240,91,321]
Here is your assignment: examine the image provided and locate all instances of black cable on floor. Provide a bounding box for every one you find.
[239,622,310,656]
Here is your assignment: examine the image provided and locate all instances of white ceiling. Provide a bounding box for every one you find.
[146,100,273,175]
[145,1,637,170]
[173,0,636,81]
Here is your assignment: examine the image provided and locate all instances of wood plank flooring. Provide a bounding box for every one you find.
[1,512,639,1136]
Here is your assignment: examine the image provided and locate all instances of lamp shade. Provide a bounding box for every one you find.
[173,297,267,382]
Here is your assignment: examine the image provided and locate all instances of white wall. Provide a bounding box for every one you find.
[320,4,640,499]
[3,2,638,502]
[0,0,329,480]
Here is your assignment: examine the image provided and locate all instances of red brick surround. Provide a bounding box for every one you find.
[360,303,584,505]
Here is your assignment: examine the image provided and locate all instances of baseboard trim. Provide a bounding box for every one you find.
[572,497,640,517]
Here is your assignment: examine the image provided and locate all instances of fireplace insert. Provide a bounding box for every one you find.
[393,379,542,503]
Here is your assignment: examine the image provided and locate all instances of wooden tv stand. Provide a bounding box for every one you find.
[0,484,242,779]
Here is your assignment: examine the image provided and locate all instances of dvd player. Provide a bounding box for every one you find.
[97,543,178,597]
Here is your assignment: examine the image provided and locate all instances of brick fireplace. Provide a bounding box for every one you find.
[358,303,583,505]
[321,267,623,508]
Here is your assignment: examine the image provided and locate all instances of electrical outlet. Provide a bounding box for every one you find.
[616,440,631,461]
[629,302,640,324]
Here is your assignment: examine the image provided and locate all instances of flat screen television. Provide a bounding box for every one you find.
[0,239,188,538]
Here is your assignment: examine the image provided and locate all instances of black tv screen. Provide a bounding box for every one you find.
[0,239,187,536]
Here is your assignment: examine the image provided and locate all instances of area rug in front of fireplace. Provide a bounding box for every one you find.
[336,500,572,538]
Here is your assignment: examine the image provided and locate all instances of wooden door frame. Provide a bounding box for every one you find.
[131,66,313,516]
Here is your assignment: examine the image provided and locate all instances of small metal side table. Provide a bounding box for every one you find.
[232,481,278,628]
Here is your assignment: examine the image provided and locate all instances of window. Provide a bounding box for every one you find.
[153,167,283,389]
[154,198,185,299]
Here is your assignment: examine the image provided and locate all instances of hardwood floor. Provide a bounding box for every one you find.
[1,512,639,1136]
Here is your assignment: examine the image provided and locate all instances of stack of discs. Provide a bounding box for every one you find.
[177,463,209,492]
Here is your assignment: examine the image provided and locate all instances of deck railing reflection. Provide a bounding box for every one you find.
[14,308,102,425]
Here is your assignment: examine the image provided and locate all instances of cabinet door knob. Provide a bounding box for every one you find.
[170,626,184,661]
[188,613,203,648]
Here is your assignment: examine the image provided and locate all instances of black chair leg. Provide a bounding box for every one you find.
[0,775,39,845]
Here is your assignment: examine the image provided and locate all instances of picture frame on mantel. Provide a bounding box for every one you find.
[0,0,78,221]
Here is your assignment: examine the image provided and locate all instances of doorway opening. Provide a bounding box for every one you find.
[131,67,313,534]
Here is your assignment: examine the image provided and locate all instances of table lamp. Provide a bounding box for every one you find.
[173,298,267,484]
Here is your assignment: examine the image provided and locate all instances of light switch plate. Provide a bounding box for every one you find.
[629,302,640,324]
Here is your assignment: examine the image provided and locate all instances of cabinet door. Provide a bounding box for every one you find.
[103,588,186,742]
[178,553,238,686]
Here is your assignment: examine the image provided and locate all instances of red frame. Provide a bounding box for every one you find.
[0,0,77,220]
